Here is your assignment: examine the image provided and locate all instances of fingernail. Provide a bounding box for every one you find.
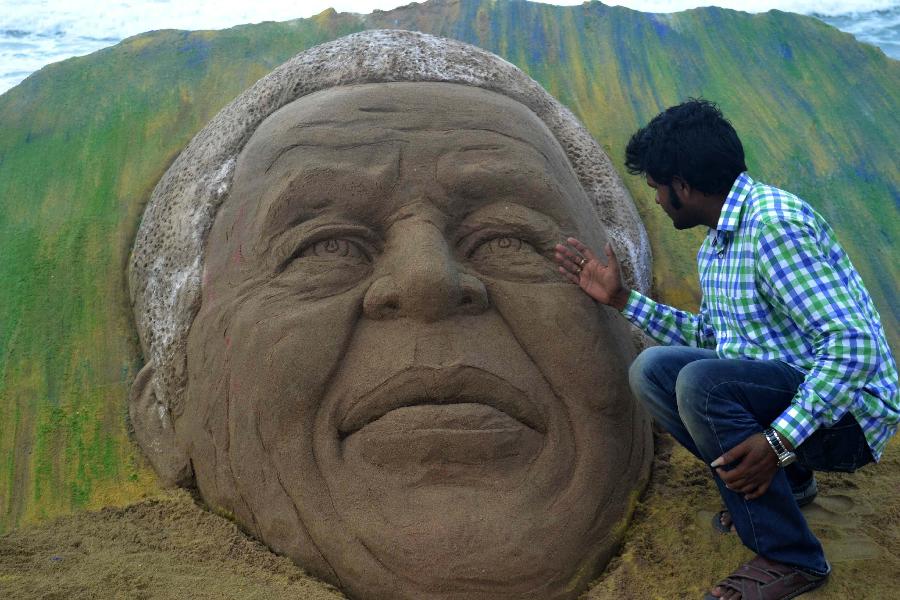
[710,458,723,467]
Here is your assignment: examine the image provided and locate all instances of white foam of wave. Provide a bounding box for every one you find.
[607,1,897,14]
[816,6,899,55]
[3,1,302,40]
[0,32,112,93]
[1,1,898,95]
[0,1,422,93]
[3,1,896,41]
[816,6,900,33]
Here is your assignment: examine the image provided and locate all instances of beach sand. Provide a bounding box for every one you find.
[2,435,896,599]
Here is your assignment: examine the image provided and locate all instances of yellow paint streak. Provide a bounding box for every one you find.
[86,469,160,510]
[312,8,337,27]
[122,36,156,53]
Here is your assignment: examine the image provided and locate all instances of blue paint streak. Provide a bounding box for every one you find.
[779,43,794,60]
[455,0,481,45]
[650,15,672,40]
[178,33,210,69]
[529,15,547,63]
[853,155,879,183]
[489,8,502,51]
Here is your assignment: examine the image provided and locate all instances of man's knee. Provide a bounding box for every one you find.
[674,360,716,418]
[628,346,669,401]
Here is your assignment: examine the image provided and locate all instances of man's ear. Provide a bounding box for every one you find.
[129,362,194,487]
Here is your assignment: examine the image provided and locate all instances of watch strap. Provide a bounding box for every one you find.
[764,427,786,455]
[764,427,796,467]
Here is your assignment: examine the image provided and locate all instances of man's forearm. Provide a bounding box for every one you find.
[619,290,716,348]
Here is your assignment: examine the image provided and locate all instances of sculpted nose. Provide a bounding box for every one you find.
[363,221,489,321]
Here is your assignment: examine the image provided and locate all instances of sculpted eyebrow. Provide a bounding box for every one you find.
[260,162,392,236]
[356,106,400,114]
[457,144,505,152]
[444,163,562,199]
[265,139,403,174]
[261,195,318,237]
[456,204,560,243]
[445,130,555,168]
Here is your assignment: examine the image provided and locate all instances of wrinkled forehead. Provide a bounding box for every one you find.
[242,82,567,165]
[225,82,597,235]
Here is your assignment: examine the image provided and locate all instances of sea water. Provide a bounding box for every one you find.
[815,6,900,58]
[1,1,898,95]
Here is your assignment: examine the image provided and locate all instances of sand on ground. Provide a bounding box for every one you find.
[2,435,897,599]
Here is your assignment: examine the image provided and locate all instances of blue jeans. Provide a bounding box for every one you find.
[629,346,873,575]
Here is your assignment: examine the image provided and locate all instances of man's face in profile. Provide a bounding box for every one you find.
[183,82,646,599]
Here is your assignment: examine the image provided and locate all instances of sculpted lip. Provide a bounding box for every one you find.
[337,365,547,438]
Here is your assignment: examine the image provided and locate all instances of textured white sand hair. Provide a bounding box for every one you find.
[128,29,652,418]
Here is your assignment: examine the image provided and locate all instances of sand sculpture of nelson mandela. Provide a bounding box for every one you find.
[127,29,654,600]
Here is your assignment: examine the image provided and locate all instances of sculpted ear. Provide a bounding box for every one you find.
[129,362,194,487]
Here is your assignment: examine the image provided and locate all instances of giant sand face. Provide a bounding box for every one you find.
[130,69,651,599]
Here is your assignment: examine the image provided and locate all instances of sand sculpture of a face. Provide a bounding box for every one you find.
[128,31,652,600]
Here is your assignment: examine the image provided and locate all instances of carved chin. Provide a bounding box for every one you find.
[215,413,618,600]
[256,391,621,599]
[194,363,634,600]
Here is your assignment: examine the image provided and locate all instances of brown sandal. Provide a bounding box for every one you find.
[702,555,829,600]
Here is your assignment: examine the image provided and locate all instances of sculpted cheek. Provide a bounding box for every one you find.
[485,276,650,560]
[197,286,364,582]
[227,289,365,442]
[487,279,636,416]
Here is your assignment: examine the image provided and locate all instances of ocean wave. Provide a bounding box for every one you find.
[0,0,308,42]
[1,1,898,95]
[612,0,898,15]
[754,1,896,16]
[814,6,899,56]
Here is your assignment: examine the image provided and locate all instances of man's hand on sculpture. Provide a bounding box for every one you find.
[554,237,631,310]
[710,433,780,500]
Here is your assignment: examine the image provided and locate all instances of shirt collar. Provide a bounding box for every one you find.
[716,172,753,232]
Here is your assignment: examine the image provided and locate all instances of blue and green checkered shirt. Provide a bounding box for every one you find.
[622,173,899,460]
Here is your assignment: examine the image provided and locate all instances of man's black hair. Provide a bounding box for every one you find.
[625,99,747,195]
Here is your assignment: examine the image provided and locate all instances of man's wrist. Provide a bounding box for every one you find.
[763,427,797,467]
[610,288,631,311]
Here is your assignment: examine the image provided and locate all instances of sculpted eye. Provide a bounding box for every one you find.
[270,226,377,297]
[464,233,557,283]
[298,238,370,262]
[470,236,535,258]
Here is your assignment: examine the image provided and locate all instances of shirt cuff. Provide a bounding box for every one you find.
[772,403,817,450]
[621,289,652,318]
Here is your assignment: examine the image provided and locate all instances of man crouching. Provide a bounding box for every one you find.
[554,99,898,600]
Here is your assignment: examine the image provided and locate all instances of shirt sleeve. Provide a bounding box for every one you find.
[621,289,717,348]
[755,218,881,449]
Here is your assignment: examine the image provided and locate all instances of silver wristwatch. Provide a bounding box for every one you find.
[763,427,797,467]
